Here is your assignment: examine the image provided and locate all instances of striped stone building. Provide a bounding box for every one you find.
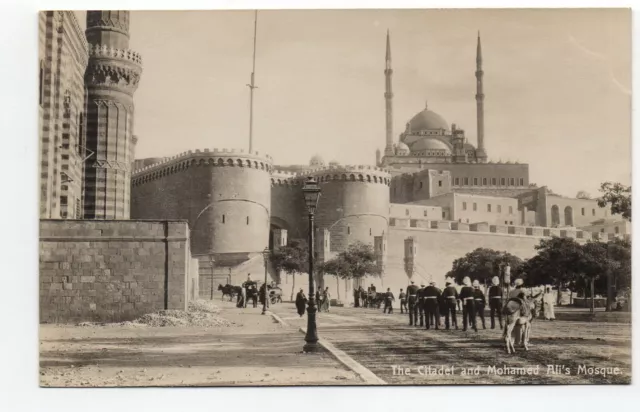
[38,11,142,220]
[38,11,88,219]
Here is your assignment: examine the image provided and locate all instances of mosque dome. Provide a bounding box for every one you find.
[410,138,451,153]
[407,102,450,132]
[395,142,410,156]
[309,154,325,167]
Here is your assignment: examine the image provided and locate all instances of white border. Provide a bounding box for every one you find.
[0,1,637,411]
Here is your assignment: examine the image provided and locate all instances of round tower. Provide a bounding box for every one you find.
[307,166,391,252]
[83,11,143,219]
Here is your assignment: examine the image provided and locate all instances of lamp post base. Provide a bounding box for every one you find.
[303,341,321,353]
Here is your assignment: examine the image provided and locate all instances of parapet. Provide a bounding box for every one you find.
[270,164,392,187]
[132,148,274,186]
[388,218,629,243]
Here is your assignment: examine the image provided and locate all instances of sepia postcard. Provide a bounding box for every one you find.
[38,8,631,387]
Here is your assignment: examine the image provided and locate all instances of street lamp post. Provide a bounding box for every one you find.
[302,176,321,352]
[262,247,270,315]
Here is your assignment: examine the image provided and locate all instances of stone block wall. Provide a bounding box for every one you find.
[40,219,191,323]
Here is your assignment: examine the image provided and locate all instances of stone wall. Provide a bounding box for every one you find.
[132,149,272,258]
[40,219,191,323]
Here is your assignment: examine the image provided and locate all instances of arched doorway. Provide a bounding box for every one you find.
[550,205,560,227]
[564,206,574,227]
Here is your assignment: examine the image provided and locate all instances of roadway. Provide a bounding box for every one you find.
[270,303,631,385]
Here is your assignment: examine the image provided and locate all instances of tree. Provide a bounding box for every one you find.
[270,239,308,301]
[576,190,591,199]
[320,241,380,281]
[597,182,631,221]
[446,248,523,286]
[574,241,610,313]
[530,237,583,304]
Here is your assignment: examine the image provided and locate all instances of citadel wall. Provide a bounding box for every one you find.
[39,220,191,323]
[351,219,625,305]
[293,166,391,252]
[131,149,273,261]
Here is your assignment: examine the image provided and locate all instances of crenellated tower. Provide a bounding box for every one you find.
[475,32,488,162]
[384,30,394,157]
[83,11,143,219]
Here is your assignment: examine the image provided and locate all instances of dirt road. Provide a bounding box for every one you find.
[271,304,631,385]
[39,301,361,387]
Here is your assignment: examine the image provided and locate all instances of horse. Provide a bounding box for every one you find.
[502,294,537,354]
[217,284,242,301]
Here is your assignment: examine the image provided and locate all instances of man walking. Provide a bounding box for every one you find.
[442,280,459,330]
[460,277,477,332]
[488,276,503,329]
[423,281,441,330]
[383,288,395,314]
[473,280,486,329]
[399,288,407,314]
[406,281,419,326]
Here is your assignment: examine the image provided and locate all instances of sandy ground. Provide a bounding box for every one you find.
[39,301,361,387]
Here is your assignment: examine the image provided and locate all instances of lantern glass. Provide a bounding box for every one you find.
[262,247,270,261]
[302,177,322,213]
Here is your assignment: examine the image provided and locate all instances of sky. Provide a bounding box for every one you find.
[76,9,631,197]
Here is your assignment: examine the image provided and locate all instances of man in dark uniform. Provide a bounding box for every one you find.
[442,280,459,329]
[406,281,419,326]
[423,281,441,330]
[460,277,477,332]
[488,276,503,329]
[354,287,360,308]
[417,284,426,327]
[383,288,395,314]
[399,289,407,314]
[473,280,486,329]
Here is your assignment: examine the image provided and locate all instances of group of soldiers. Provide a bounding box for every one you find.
[397,276,510,332]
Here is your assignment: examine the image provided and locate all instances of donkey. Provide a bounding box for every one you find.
[502,294,537,354]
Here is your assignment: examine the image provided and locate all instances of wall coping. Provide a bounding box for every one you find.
[132,148,273,175]
[388,218,630,242]
[40,219,190,224]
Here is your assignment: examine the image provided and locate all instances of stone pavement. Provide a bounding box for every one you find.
[39,300,363,387]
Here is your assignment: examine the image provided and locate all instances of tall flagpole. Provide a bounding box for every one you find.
[247,10,258,153]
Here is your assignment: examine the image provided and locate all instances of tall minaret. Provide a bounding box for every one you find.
[83,11,143,219]
[475,32,488,162]
[384,30,394,156]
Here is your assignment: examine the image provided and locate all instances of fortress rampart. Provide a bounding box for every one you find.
[131,149,273,258]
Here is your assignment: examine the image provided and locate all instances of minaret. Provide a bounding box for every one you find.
[475,32,488,162]
[384,30,394,156]
[83,11,143,219]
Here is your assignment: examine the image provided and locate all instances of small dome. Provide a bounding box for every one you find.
[396,142,410,155]
[309,154,325,167]
[410,138,452,153]
[407,103,449,132]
